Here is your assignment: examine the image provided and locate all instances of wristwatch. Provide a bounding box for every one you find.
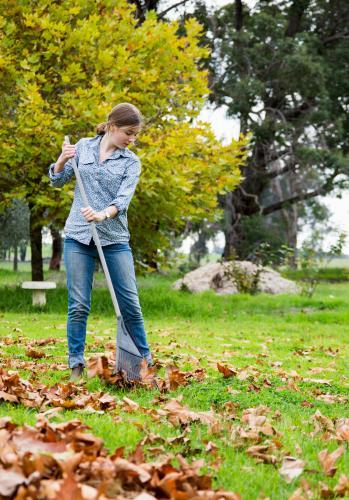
[104,208,112,219]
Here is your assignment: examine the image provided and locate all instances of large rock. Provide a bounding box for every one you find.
[173,261,298,295]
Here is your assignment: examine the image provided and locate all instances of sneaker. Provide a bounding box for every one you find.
[70,364,84,382]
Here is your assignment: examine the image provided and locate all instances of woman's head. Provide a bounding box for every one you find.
[97,103,143,148]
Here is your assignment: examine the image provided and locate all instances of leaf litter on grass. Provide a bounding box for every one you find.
[1,334,349,498]
[0,415,241,499]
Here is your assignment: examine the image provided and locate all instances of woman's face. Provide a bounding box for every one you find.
[109,125,141,149]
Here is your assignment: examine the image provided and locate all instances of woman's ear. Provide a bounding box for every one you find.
[109,124,118,133]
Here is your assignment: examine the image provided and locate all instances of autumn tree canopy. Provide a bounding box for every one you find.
[0,0,246,278]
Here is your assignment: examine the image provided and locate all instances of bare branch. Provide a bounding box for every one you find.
[323,32,349,45]
[238,185,263,214]
[158,0,191,19]
[262,167,340,215]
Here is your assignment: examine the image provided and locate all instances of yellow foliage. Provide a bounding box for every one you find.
[0,0,246,266]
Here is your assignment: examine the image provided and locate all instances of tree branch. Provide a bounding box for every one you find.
[323,32,349,45]
[238,185,263,214]
[158,0,191,19]
[262,168,340,215]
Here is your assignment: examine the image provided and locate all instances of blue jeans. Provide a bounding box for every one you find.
[63,237,152,368]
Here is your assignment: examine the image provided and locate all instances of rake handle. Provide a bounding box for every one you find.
[64,135,121,318]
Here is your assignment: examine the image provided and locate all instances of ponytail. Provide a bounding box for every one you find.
[96,122,108,135]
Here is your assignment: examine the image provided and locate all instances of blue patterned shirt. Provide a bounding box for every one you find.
[48,135,141,245]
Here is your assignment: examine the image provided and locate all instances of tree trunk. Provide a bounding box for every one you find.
[49,226,62,270]
[272,175,298,268]
[29,206,44,281]
[13,246,18,271]
[285,206,298,268]
[222,192,243,259]
[20,243,27,262]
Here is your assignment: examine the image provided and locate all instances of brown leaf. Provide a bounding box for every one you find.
[246,445,277,464]
[316,394,347,404]
[122,396,140,412]
[0,390,19,403]
[54,473,84,500]
[336,419,349,442]
[166,365,189,390]
[113,458,151,483]
[97,392,116,410]
[318,446,345,476]
[217,363,237,378]
[139,358,157,386]
[319,481,333,498]
[279,457,305,483]
[0,469,26,496]
[334,474,349,496]
[87,355,111,379]
[304,378,331,386]
[128,443,145,465]
[25,348,46,359]
[161,398,217,427]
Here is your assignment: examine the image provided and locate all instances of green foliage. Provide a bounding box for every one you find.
[0,0,247,271]
[192,0,349,257]
[232,213,292,263]
[0,200,29,259]
[227,262,262,295]
[297,232,347,297]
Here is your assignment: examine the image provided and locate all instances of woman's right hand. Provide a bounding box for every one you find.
[54,143,77,172]
[58,143,76,164]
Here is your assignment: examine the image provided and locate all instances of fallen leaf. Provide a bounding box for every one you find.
[246,445,277,464]
[334,474,349,496]
[217,363,238,378]
[279,457,305,483]
[122,397,140,412]
[336,419,349,442]
[25,348,46,359]
[55,473,84,500]
[318,446,345,476]
[0,469,26,496]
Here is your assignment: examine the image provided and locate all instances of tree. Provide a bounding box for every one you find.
[0,0,246,278]
[191,0,349,259]
[0,200,30,271]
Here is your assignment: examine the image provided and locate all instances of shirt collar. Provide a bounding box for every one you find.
[92,135,132,159]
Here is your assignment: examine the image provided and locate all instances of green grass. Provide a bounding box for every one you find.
[283,266,349,282]
[1,266,349,498]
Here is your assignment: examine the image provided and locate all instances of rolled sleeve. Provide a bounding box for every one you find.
[48,139,82,187]
[110,159,141,213]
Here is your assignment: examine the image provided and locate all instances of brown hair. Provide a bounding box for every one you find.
[96,103,143,135]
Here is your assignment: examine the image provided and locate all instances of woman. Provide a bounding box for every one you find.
[49,103,152,380]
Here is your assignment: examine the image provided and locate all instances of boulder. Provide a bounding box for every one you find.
[173,261,298,295]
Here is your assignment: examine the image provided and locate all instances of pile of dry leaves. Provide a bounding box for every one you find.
[0,416,240,499]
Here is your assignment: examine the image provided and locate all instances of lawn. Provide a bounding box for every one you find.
[0,266,349,498]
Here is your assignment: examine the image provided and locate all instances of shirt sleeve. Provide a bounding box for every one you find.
[48,139,83,187]
[109,158,141,214]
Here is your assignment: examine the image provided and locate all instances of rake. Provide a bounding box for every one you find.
[64,135,144,381]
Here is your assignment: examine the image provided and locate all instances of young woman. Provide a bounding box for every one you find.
[49,103,152,380]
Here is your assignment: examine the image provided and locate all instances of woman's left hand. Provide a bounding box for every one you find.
[81,206,106,222]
